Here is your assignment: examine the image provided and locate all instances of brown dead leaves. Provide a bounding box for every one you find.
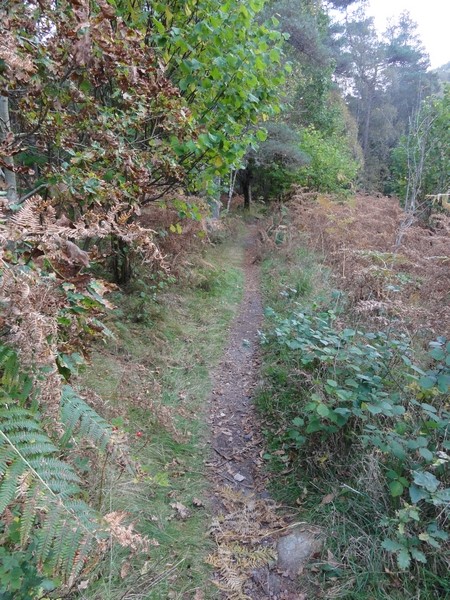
[170,502,190,520]
[0,25,36,82]
[207,486,287,599]
[288,193,450,337]
[320,492,337,506]
[103,511,159,553]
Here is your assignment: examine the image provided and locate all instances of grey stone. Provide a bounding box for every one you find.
[251,567,283,595]
[277,528,323,576]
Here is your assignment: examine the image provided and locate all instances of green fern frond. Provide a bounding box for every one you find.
[0,348,105,582]
[0,419,103,579]
[36,503,65,564]
[20,484,39,545]
[0,347,20,387]
[60,385,112,450]
[68,535,95,582]
[0,458,28,512]
[56,528,84,575]
[3,430,50,444]
[0,406,43,431]
[16,442,60,456]
[0,448,16,475]
[0,344,143,586]
[0,345,12,364]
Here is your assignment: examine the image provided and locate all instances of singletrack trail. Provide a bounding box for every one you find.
[206,226,306,600]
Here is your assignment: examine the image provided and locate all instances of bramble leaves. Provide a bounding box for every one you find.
[413,471,440,493]
[263,305,450,569]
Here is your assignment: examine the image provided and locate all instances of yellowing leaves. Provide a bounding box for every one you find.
[165,6,173,25]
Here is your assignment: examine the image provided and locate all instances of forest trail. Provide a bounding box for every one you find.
[206,226,306,600]
[208,225,265,494]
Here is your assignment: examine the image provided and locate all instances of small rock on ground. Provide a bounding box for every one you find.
[277,527,324,577]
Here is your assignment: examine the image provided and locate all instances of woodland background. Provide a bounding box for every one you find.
[0,0,449,598]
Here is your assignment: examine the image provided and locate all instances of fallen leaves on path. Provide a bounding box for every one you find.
[170,501,190,520]
[206,228,305,599]
[206,486,287,599]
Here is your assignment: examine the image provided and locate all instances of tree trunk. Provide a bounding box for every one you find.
[240,163,254,210]
[0,94,18,204]
[112,237,132,285]
[227,169,237,212]
[362,89,373,161]
[211,176,221,219]
[242,178,252,210]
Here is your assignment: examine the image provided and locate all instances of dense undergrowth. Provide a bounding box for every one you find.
[258,205,449,599]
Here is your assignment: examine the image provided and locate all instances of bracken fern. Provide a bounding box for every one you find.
[60,384,112,450]
[0,345,109,584]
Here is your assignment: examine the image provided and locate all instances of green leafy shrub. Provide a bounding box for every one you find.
[262,307,449,570]
[297,126,359,194]
[253,162,304,201]
[0,537,57,599]
[251,123,309,201]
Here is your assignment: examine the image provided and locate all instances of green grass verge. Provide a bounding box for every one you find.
[78,237,244,600]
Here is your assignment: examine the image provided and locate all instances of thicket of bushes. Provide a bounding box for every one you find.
[0,0,284,595]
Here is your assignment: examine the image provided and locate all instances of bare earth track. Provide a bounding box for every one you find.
[208,227,265,494]
[206,226,307,600]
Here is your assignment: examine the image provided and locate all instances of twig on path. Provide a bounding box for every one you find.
[212,446,232,461]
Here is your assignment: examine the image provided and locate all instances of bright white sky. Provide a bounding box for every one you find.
[366,0,450,68]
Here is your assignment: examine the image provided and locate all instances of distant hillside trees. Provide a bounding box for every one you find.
[238,0,362,203]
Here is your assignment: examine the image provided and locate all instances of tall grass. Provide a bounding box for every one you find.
[78,238,245,599]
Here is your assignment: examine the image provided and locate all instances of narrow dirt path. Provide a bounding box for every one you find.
[208,225,265,493]
[206,226,303,600]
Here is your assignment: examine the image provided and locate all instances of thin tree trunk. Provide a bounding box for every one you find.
[395,107,435,249]
[241,164,253,210]
[243,179,252,210]
[0,94,18,204]
[112,237,132,284]
[227,169,237,212]
[211,176,221,219]
[362,81,374,163]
